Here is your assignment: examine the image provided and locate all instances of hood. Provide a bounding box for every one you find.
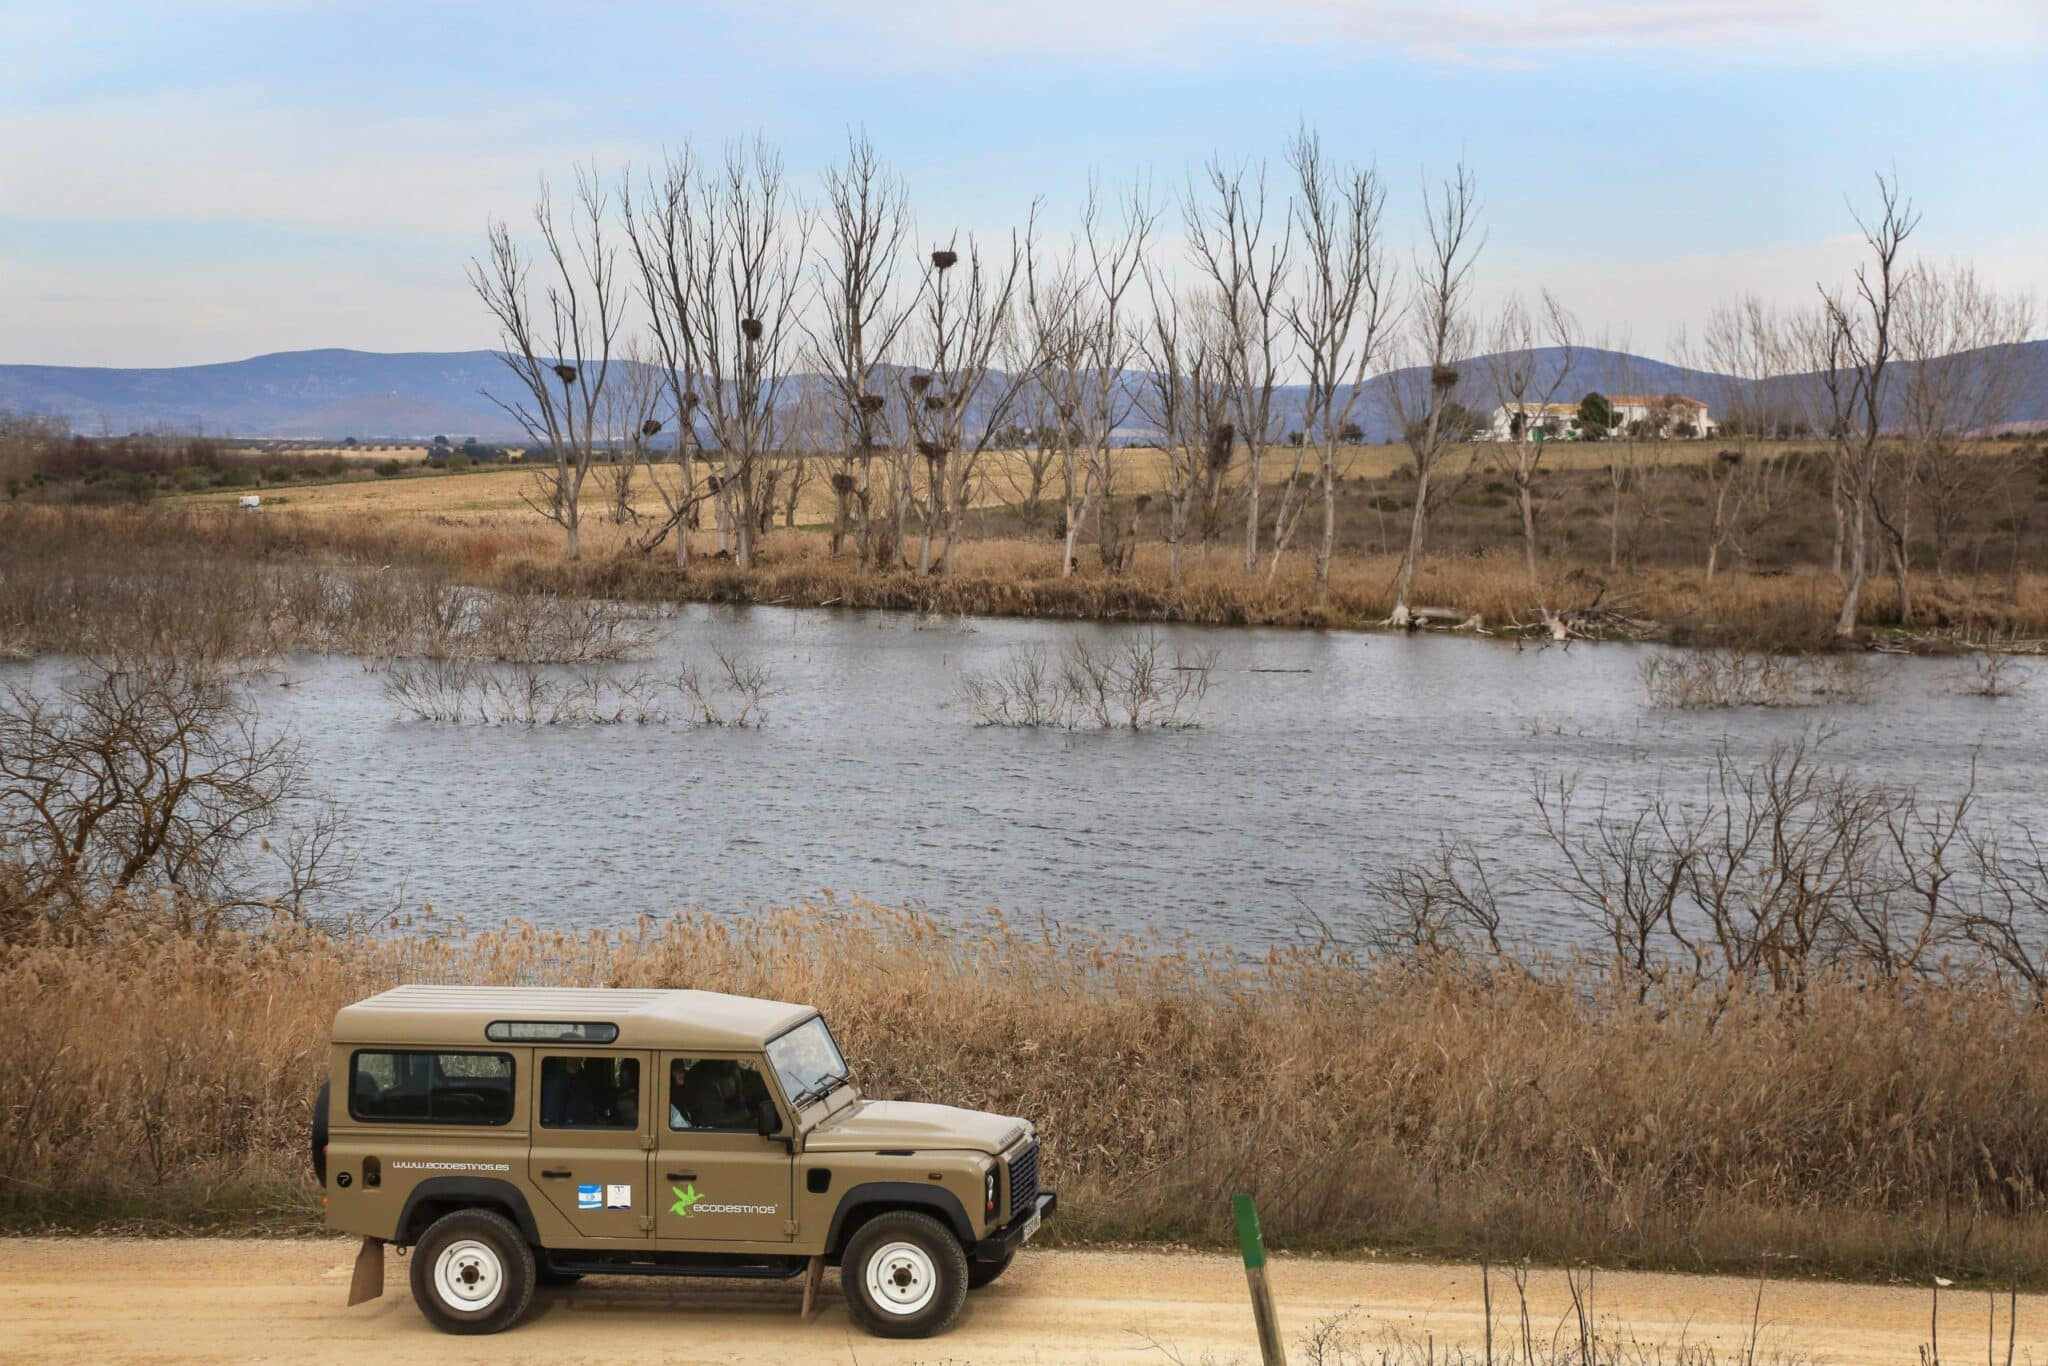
[803,1099,1029,1156]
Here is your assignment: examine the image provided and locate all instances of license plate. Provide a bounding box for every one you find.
[1017,1209,1042,1243]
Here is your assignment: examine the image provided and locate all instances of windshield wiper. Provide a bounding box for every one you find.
[792,1071,850,1108]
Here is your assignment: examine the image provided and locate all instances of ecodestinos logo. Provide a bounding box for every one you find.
[668,1183,778,1218]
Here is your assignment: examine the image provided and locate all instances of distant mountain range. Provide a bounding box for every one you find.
[3,343,2044,442]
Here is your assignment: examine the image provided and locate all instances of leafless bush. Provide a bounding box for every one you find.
[382,660,683,725]
[1639,648,1881,709]
[1959,652,2029,698]
[0,657,348,933]
[675,650,779,728]
[1366,736,1994,989]
[0,547,656,665]
[961,632,1217,729]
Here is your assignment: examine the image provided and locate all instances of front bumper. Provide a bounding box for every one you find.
[969,1189,1056,1262]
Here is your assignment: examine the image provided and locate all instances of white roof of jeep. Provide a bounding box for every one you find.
[333,985,818,1051]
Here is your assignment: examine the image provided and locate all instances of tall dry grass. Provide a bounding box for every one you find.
[6,900,2048,1284]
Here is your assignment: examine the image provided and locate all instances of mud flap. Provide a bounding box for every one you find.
[346,1237,386,1307]
[799,1255,825,1320]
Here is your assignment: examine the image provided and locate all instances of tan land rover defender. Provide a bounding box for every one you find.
[311,986,1054,1338]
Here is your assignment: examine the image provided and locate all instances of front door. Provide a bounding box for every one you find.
[655,1052,794,1246]
[527,1050,654,1243]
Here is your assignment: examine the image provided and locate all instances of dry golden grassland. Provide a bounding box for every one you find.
[175,441,1778,522]
[5,903,2047,1288]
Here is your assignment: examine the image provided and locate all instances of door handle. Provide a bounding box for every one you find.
[665,1172,696,1182]
[540,1168,572,1179]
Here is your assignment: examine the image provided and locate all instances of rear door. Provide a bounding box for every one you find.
[655,1052,795,1246]
[526,1050,655,1243]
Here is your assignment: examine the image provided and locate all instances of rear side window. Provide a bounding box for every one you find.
[349,1050,515,1125]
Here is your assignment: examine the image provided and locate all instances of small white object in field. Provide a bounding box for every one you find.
[238,494,262,510]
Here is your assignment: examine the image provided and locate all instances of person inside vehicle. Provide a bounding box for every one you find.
[667,1059,692,1129]
[676,1060,750,1129]
[541,1057,596,1127]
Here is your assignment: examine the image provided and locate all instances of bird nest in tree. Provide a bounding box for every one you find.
[830,473,857,494]
[923,394,947,411]
[1430,366,1459,390]
[640,419,663,438]
[931,249,958,270]
[682,391,701,409]
[908,374,932,394]
[857,393,886,412]
[917,440,947,461]
[553,363,578,384]
[741,318,764,341]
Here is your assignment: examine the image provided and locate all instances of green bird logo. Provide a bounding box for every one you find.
[669,1183,703,1219]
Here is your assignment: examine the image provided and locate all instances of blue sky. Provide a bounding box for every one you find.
[1,0,2043,367]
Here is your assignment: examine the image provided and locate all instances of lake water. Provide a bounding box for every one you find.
[11,607,2045,952]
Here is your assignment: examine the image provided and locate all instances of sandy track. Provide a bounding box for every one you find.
[0,1238,2036,1364]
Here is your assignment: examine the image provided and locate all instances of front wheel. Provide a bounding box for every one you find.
[842,1209,969,1338]
[408,1208,536,1335]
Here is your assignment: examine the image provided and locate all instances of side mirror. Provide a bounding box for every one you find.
[754,1097,782,1138]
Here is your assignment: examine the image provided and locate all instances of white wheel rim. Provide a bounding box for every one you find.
[864,1239,938,1316]
[433,1238,504,1312]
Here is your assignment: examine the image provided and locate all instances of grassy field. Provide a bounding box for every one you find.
[175,440,1799,524]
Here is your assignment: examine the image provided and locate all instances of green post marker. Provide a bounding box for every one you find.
[1232,1194,1286,1366]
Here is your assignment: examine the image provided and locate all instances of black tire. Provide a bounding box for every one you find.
[841,1209,969,1339]
[408,1208,536,1335]
[966,1248,1015,1289]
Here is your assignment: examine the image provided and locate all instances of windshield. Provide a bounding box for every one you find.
[766,1015,851,1107]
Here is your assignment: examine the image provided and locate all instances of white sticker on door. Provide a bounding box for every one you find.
[605,1183,633,1209]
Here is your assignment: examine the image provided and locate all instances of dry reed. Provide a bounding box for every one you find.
[6,900,2048,1286]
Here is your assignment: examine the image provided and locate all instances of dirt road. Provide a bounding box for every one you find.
[0,1238,2034,1364]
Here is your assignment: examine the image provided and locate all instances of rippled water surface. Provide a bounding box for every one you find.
[15,607,2046,951]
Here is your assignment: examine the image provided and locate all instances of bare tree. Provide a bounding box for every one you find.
[1026,187,1154,577]
[471,169,622,561]
[903,234,1030,574]
[597,338,663,526]
[1482,289,1575,620]
[1182,156,1290,576]
[807,133,913,566]
[993,379,1064,532]
[621,148,717,565]
[0,658,346,931]
[1820,173,1919,636]
[1383,166,1482,626]
[1684,295,1785,581]
[1135,286,1233,583]
[1895,262,2036,587]
[1272,127,1390,600]
[629,140,812,571]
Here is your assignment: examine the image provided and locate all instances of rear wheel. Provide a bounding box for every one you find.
[408,1208,535,1335]
[842,1209,968,1338]
[967,1248,1015,1289]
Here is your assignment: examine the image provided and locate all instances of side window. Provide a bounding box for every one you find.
[349,1051,514,1125]
[666,1057,776,1132]
[539,1056,641,1130]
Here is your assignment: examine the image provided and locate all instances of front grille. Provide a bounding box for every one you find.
[1007,1139,1040,1219]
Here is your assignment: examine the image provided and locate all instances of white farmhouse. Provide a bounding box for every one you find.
[1487,393,1717,442]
